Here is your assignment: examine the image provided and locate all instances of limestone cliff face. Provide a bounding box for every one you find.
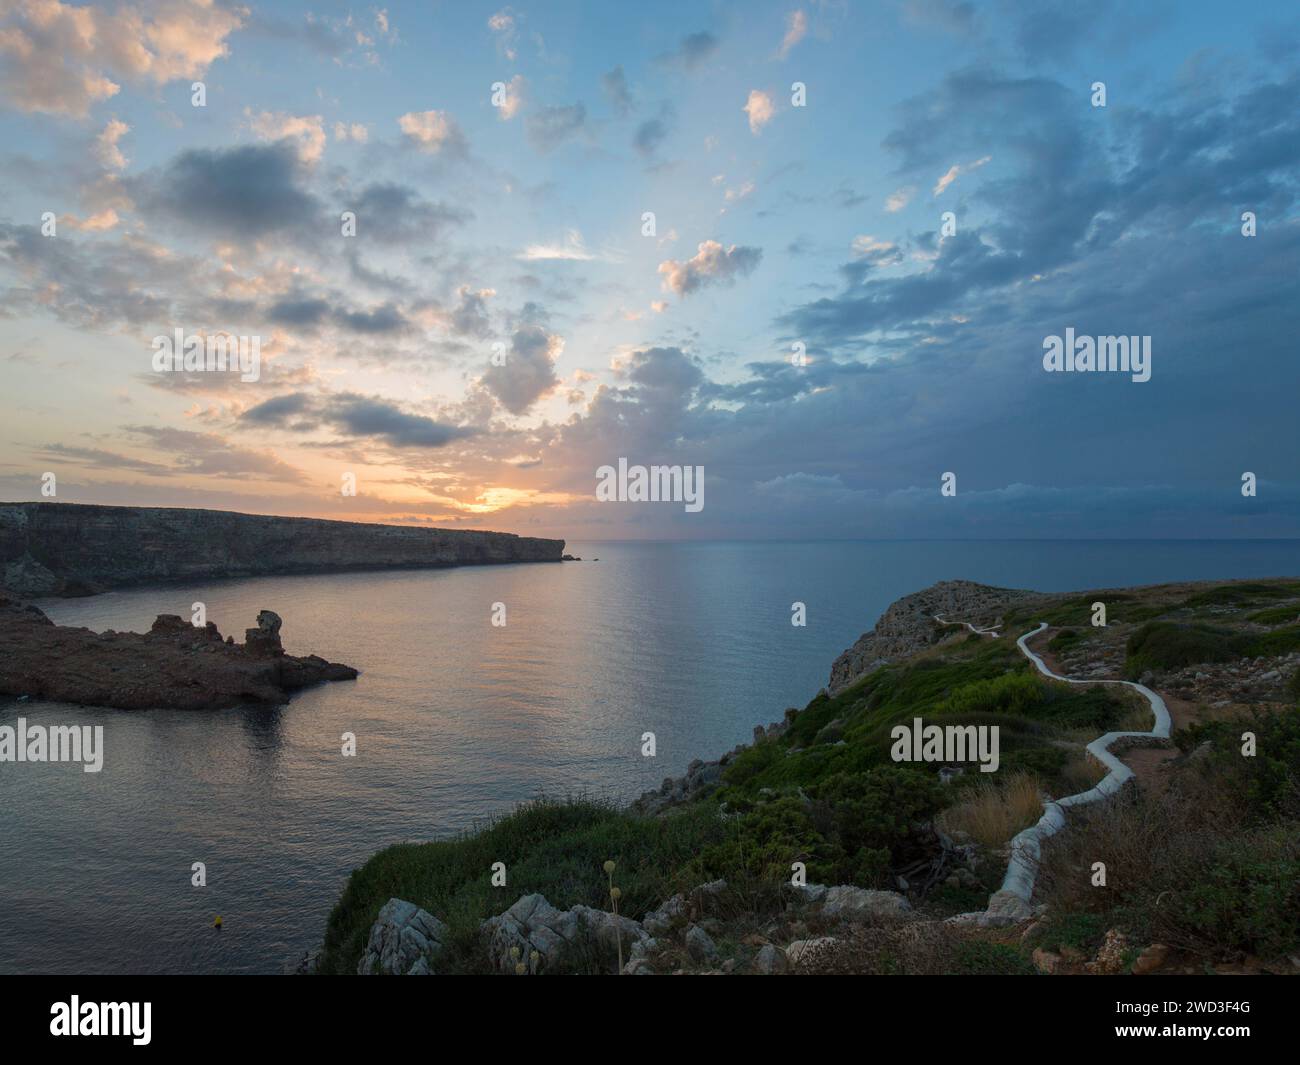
[827,579,1038,693]
[0,502,565,596]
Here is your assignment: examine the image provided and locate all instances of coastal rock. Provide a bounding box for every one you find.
[357,898,448,975]
[0,501,565,598]
[0,595,358,710]
[481,893,648,975]
[243,610,284,658]
[820,885,912,920]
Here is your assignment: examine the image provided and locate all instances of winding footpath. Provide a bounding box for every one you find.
[936,617,1172,923]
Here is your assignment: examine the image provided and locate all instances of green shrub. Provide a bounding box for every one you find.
[1124,621,1247,677]
[1169,829,1300,958]
[1247,603,1300,626]
[947,941,1037,975]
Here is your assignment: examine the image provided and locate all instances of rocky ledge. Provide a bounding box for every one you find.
[0,596,357,709]
[0,501,565,597]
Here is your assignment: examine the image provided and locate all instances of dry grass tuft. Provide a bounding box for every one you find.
[937,771,1044,848]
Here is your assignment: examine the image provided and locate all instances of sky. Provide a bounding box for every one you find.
[0,0,1297,541]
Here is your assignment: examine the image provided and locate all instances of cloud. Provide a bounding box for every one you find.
[933,155,991,196]
[901,0,978,35]
[517,229,611,262]
[398,110,467,154]
[94,119,130,170]
[777,10,808,59]
[487,9,518,59]
[658,240,762,296]
[240,392,314,426]
[0,0,243,117]
[526,103,586,152]
[850,235,903,265]
[241,392,476,449]
[885,186,916,213]
[34,442,171,473]
[659,30,719,69]
[131,142,321,238]
[634,111,672,158]
[333,121,368,143]
[246,110,326,164]
[496,74,525,120]
[446,285,495,338]
[349,182,470,242]
[124,425,309,483]
[602,65,634,115]
[60,209,121,232]
[743,89,775,134]
[480,321,564,415]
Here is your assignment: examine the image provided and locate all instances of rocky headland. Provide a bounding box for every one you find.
[0,596,357,709]
[827,579,1040,693]
[0,502,565,597]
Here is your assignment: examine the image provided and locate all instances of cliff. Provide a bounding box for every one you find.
[827,579,1039,693]
[0,502,565,597]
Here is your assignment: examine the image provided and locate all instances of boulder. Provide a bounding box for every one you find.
[754,944,789,975]
[642,894,686,937]
[821,885,912,920]
[685,924,719,964]
[785,937,838,966]
[481,893,648,975]
[357,898,448,975]
[1132,943,1170,975]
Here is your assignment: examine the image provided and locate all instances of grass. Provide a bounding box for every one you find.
[936,771,1044,848]
[319,797,735,974]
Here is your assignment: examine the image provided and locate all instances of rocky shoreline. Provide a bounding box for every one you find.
[0,595,356,710]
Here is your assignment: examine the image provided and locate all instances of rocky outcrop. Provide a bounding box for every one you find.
[0,594,357,709]
[828,579,1038,693]
[357,899,448,975]
[481,893,649,975]
[0,502,565,597]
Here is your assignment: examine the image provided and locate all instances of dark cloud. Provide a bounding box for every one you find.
[131,143,321,239]
[634,110,672,158]
[480,321,563,415]
[658,31,720,69]
[325,394,475,448]
[240,391,476,449]
[349,183,471,243]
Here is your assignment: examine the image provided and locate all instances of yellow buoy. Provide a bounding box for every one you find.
[213,916,223,929]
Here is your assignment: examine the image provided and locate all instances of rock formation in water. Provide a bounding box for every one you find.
[0,501,566,597]
[0,596,358,709]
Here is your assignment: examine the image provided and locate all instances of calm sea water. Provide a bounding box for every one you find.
[1,539,1296,974]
